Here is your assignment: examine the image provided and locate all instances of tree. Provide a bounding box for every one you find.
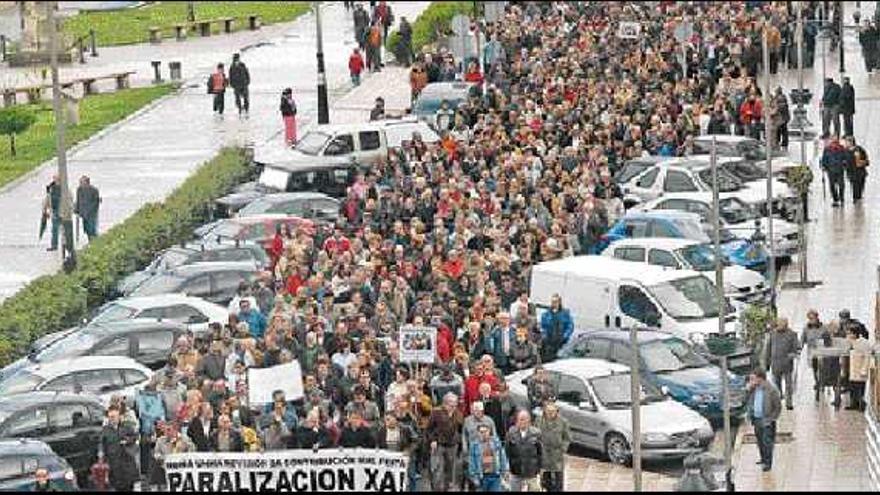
[0,106,37,157]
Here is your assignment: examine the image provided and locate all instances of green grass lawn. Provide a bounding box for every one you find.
[0,84,175,188]
[63,2,310,46]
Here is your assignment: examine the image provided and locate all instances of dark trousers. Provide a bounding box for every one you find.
[842,112,854,137]
[233,87,249,113]
[542,471,564,492]
[850,381,866,409]
[822,105,840,137]
[776,122,789,148]
[769,51,779,74]
[213,91,225,114]
[50,213,60,249]
[829,172,846,203]
[752,419,777,468]
[81,213,98,240]
[848,167,867,201]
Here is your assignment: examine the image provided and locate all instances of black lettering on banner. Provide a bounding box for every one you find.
[271,459,283,468]
[197,472,214,492]
[276,470,293,492]
[182,472,195,491]
[338,468,355,491]
[378,471,396,492]
[168,473,182,492]
[364,468,379,491]
[260,471,274,491]
[293,470,308,491]
[317,469,336,490]
[218,471,234,492]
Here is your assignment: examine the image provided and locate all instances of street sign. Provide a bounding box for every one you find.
[617,21,641,39]
[451,14,471,37]
[674,20,693,42]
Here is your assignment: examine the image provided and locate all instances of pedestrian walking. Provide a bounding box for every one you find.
[505,409,543,492]
[847,137,870,202]
[536,402,570,492]
[280,88,297,146]
[428,392,465,491]
[229,53,251,116]
[860,21,880,73]
[43,174,61,251]
[539,293,574,363]
[745,369,782,472]
[739,92,764,140]
[821,77,842,138]
[846,326,871,411]
[366,22,383,72]
[820,137,849,207]
[467,424,508,492]
[349,47,365,86]
[373,0,394,47]
[398,16,414,67]
[840,76,855,137]
[762,317,801,410]
[100,406,140,492]
[74,175,100,241]
[353,3,370,49]
[801,309,827,401]
[207,63,228,116]
[770,87,790,149]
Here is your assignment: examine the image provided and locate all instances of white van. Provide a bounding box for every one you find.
[253,119,440,167]
[529,255,739,347]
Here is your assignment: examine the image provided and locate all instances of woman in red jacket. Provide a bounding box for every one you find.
[464,60,484,86]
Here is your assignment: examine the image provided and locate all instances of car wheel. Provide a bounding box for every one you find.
[605,433,631,466]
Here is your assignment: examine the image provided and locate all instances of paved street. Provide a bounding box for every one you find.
[0,2,427,301]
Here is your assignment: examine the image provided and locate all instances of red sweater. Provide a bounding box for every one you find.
[349,53,364,75]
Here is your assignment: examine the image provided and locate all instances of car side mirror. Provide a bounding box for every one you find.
[578,401,596,412]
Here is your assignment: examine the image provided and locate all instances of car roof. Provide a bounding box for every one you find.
[419,82,476,97]
[0,439,56,456]
[607,237,701,251]
[534,358,631,380]
[86,317,186,332]
[307,118,429,135]
[655,156,743,169]
[531,255,704,285]
[25,356,151,379]
[107,295,213,311]
[247,192,335,204]
[0,391,103,412]
[220,213,310,224]
[693,135,754,144]
[169,261,259,276]
[623,156,674,166]
[622,209,703,222]
[572,329,679,343]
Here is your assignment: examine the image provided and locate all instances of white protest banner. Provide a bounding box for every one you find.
[617,21,641,39]
[247,361,304,404]
[399,325,437,364]
[165,448,408,492]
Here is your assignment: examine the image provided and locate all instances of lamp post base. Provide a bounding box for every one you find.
[781,280,823,289]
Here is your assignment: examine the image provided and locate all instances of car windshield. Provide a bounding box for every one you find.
[0,371,42,395]
[736,140,786,160]
[209,222,244,240]
[722,161,766,182]
[676,244,729,271]
[673,218,710,242]
[719,198,760,224]
[695,167,743,192]
[237,200,273,216]
[90,303,138,324]
[649,275,722,320]
[641,338,710,373]
[415,97,463,115]
[149,250,190,272]
[589,373,665,409]
[614,163,650,184]
[294,132,330,156]
[132,273,184,296]
[36,330,102,361]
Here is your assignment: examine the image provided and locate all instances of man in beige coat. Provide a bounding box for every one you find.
[846,327,873,411]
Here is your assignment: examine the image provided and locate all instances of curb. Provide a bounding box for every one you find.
[0,82,184,195]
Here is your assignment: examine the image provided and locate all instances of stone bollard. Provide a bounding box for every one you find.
[89,29,98,57]
[248,14,261,30]
[0,35,6,62]
[149,26,161,44]
[151,60,163,83]
[169,61,182,81]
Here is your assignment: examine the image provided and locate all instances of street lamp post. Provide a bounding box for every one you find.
[314,2,329,125]
[630,324,642,492]
[762,22,776,307]
[838,0,845,73]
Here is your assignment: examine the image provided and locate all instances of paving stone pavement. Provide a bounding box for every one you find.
[0,2,428,301]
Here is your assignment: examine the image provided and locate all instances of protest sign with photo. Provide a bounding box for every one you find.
[165,449,409,492]
[247,361,304,404]
[617,21,641,39]
[398,325,437,364]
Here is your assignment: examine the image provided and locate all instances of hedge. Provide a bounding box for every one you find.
[0,147,251,365]
[386,1,474,60]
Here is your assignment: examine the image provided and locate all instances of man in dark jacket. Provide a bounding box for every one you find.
[397,16,413,67]
[229,53,250,115]
[821,77,841,138]
[762,318,800,410]
[536,402,571,492]
[100,406,139,492]
[292,409,333,449]
[187,402,215,452]
[339,410,377,448]
[746,369,782,472]
[210,414,244,452]
[821,137,849,207]
[196,341,226,380]
[74,175,100,240]
[840,76,855,137]
[44,175,62,251]
[505,409,543,491]
[540,294,574,362]
[353,3,370,49]
[428,392,465,491]
[846,137,870,202]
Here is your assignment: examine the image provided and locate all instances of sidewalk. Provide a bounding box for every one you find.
[0,2,428,301]
[732,1,878,491]
[564,456,678,491]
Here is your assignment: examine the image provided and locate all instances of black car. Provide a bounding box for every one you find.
[0,319,186,380]
[115,242,269,295]
[0,393,105,484]
[128,261,260,306]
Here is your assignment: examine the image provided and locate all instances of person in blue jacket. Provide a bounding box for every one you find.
[540,294,574,363]
[237,299,267,339]
[468,423,509,492]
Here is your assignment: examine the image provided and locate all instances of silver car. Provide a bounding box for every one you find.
[507,358,715,465]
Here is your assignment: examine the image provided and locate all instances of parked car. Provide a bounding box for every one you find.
[529,255,742,351]
[127,261,260,306]
[0,319,184,382]
[412,82,481,125]
[597,210,769,270]
[636,192,800,258]
[507,359,715,464]
[620,156,796,219]
[254,119,439,167]
[692,134,801,180]
[558,330,750,418]
[0,438,77,491]
[602,238,769,307]
[0,392,105,482]
[90,295,227,334]
[194,215,316,251]
[115,242,269,295]
[236,192,340,222]
[0,356,153,407]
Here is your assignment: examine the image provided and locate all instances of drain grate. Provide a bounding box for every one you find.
[742,431,795,444]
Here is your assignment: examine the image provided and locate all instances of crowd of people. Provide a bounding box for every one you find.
[79,1,877,492]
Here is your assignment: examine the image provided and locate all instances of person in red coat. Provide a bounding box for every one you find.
[436,323,455,363]
[443,249,465,280]
[463,361,499,415]
[739,93,764,139]
[464,61,484,86]
[349,47,365,86]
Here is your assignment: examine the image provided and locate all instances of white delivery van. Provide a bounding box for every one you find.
[529,256,739,347]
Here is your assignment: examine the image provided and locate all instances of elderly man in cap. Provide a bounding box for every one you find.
[762,318,801,410]
[74,175,100,240]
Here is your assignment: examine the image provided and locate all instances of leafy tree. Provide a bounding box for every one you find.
[0,106,37,157]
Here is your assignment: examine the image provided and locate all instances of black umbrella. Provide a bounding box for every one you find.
[38,211,48,240]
